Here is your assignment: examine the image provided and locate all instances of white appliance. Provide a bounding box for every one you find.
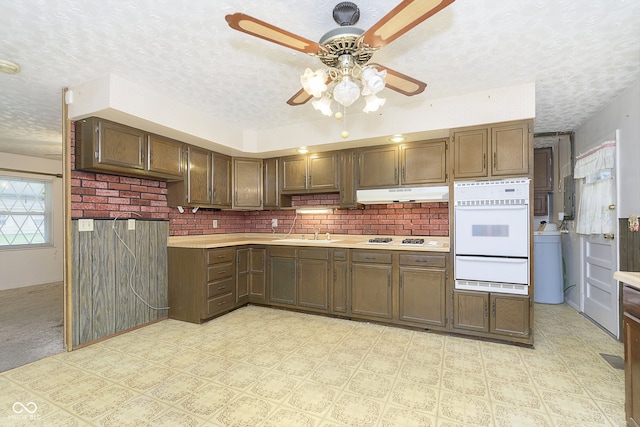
[454,178,530,295]
[356,186,449,204]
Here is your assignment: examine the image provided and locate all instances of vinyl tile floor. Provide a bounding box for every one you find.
[0,303,625,426]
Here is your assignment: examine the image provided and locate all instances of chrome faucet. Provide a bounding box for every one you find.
[314,229,319,240]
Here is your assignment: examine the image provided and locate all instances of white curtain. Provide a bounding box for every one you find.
[574,141,615,235]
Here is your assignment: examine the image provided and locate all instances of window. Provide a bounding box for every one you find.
[0,177,52,247]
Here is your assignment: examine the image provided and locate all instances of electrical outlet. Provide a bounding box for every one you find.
[78,218,93,232]
[213,219,218,228]
[127,219,136,230]
[271,218,278,227]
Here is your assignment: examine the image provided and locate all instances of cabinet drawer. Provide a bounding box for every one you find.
[207,263,233,281]
[334,250,347,261]
[207,277,234,298]
[399,254,446,268]
[269,246,296,258]
[207,292,235,315]
[352,251,392,264]
[298,248,329,260]
[624,285,640,319]
[207,248,234,265]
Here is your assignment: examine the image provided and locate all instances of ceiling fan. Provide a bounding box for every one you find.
[226,0,455,126]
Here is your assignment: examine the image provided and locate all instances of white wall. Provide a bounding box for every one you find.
[0,153,64,290]
[564,80,640,308]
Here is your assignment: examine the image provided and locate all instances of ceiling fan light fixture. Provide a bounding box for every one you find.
[301,68,328,98]
[363,94,386,113]
[333,77,360,107]
[361,66,386,96]
[312,96,333,116]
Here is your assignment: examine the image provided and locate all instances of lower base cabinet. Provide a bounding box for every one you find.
[398,254,447,327]
[350,251,393,320]
[297,248,330,312]
[236,247,266,305]
[453,290,531,338]
[623,284,640,427]
[269,247,296,306]
[332,250,349,315]
[168,247,235,323]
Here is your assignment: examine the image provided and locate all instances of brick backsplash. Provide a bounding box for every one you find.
[70,122,449,236]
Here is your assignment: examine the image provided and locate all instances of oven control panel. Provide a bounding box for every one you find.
[454,178,529,204]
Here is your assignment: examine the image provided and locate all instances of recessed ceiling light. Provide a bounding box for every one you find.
[297,147,309,154]
[0,59,21,74]
[389,134,405,143]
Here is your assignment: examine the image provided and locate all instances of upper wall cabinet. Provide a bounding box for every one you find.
[233,158,263,210]
[75,117,183,180]
[451,120,532,179]
[533,147,553,193]
[358,139,448,189]
[167,146,232,209]
[280,152,339,194]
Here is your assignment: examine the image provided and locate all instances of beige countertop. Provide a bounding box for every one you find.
[167,233,450,252]
[615,271,640,290]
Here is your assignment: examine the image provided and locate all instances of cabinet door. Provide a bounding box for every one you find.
[533,192,548,216]
[491,122,530,176]
[236,248,249,303]
[351,263,393,319]
[97,120,146,170]
[298,256,330,312]
[186,146,211,205]
[308,152,339,191]
[357,146,399,189]
[263,157,280,208]
[453,290,489,332]
[249,248,266,301]
[534,147,553,192]
[280,155,308,192]
[269,257,296,305]
[339,150,358,208]
[401,140,447,185]
[212,153,232,207]
[399,267,446,327]
[233,158,263,209]
[490,294,530,337]
[147,135,183,178]
[452,128,488,179]
[624,312,640,426]
[332,258,349,315]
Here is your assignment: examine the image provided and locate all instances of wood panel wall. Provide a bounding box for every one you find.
[71,219,168,347]
[620,218,640,272]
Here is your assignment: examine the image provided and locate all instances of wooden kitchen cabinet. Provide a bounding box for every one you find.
[233,157,263,209]
[350,251,393,320]
[237,246,266,304]
[398,253,447,328]
[332,250,350,315]
[453,290,531,338]
[357,145,399,188]
[75,117,183,180]
[167,146,234,209]
[451,120,532,179]
[168,247,236,324]
[297,248,330,313]
[212,152,232,207]
[534,147,553,193]
[490,293,530,337]
[338,150,359,208]
[400,139,448,185]
[263,157,286,208]
[453,290,489,332]
[268,246,297,306]
[533,192,549,216]
[280,152,339,194]
[623,284,640,427]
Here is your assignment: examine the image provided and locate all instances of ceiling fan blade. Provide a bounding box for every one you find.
[369,63,427,96]
[226,13,324,55]
[360,0,455,48]
[287,88,313,106]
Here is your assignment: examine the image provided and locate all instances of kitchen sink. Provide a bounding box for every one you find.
[272,238,340,243]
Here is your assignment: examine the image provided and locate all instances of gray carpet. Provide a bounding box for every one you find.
[0,282,64,372]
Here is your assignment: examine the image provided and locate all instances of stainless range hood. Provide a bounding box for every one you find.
[356,186,449,204]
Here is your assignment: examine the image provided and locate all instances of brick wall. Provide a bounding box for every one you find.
[71,122,449,236]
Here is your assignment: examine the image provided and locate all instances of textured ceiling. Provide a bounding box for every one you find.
[0,0,638,160]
